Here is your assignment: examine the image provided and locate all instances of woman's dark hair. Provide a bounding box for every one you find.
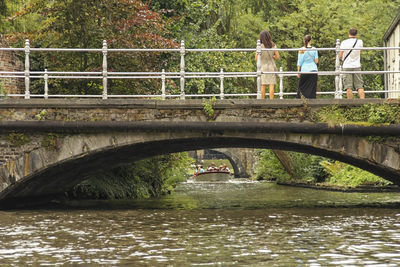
[260,30,275,48]
[304,35,312,48]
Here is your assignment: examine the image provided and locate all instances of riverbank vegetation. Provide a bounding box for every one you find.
[68,153,192,200]
[255,150,391,188]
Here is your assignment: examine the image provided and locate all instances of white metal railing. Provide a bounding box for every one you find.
[0,39,400,99]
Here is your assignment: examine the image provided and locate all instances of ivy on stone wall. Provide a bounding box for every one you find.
[313,104,400,125]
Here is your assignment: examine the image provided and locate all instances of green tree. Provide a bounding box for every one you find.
[271,0,400,95]
[9,0,177,96]
[0,0,6,15]
[1,0,42,35]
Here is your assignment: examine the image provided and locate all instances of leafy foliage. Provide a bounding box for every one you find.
[0,0,6,16]
[5,0,399,96]
[7,0,178,96]
[255,150,290,181]
[314,104,400,125]
[1,0,43,37]
[320,161,390,187]
[255,149,390,188]
[202,96,216,120]
[255,150,329,183]
[69,153,193,200]
[367,105,398,124]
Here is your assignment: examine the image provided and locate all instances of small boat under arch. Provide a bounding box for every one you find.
[194,171,233,182]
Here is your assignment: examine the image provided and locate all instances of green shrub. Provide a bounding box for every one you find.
[255,150,290,181]
[202,96,217,120]
[320,161,390,187]
[367,104,397,124]
[255,150,329,183]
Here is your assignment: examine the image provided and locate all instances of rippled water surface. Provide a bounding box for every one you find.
[1,181,400,266]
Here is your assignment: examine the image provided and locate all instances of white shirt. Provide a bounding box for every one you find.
[340,38,363,68]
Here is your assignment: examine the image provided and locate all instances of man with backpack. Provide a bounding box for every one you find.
[339,28,365,99]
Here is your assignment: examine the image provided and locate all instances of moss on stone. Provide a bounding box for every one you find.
[312,104,400,125]
[42,133,60,150]
[7,133,31,146]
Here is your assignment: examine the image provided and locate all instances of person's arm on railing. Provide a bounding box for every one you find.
[314,50,319,64]
[297,51,304,78]
[273,49,280,60]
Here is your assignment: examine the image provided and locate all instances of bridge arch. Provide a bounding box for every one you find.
[0,129,399,207]
[207,149,247,178]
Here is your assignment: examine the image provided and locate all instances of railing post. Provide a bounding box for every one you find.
[180,40,185,100]
[220,68,224,99]
[383,40,388,99]
[338,64,343,97]
[256,40,262,99]
[102,40,108,100]
[334,39,342,99]
[161,69,166,100]
[279,67,284,99]
[24,39,30,99]
[44,68,49,99]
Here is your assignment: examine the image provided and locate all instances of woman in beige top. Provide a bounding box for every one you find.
[255,30,280,99]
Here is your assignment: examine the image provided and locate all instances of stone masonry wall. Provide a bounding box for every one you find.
[0,36,24,94]
[0,134,42,166]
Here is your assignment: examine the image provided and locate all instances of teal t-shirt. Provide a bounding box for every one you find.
[297,48,318,72]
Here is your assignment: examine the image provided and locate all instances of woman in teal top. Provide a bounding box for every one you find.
[297,35,318,98]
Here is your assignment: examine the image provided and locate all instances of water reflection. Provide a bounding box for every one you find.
[1,181,400,266]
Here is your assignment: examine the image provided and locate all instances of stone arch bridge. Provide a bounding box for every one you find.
[0,98,399,208]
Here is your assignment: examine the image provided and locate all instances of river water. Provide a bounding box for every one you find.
[1,181,400,266]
